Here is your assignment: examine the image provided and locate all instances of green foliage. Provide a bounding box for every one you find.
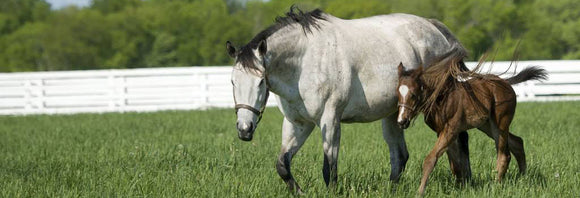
[0,0,50,34]
[1,102,579,196]
[326,0,390,19]
[0,0,579,72]
[91,0,142,14]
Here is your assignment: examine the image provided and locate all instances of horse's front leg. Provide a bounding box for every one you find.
[320,109,341,189]
[381,114,409,182]
[277,117,315,194]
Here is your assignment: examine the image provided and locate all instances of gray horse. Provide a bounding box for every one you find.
[227,7,471,193]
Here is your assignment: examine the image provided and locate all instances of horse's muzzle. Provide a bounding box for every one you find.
[237,121,254,141]
[398,119,410,129]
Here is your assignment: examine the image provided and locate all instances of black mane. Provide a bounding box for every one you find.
[236,6,326,71]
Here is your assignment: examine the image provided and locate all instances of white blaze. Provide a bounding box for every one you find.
[399,85,409,100]
[397,85,409,122]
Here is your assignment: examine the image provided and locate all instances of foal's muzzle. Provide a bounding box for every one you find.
[398,119,410,129]
[237,121,254,141]
[397,103,414,129]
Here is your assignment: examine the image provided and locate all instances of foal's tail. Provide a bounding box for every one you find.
[505,66,548,85]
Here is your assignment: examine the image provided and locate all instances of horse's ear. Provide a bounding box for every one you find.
[226,41,236,58]
[258,40,267,56]
[398,62,404,76]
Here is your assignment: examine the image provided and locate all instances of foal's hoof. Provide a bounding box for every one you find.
[416,191,426,197]
[296,188,305,196]
[289,186,305,196]
[287,182,305,195]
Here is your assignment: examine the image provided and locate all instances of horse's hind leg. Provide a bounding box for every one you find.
[382,115,409,182]
[508,133,526,174]
[446,131,472,183]
[277,118,314,194]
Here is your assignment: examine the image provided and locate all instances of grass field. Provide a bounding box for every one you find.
[1,102,579,197]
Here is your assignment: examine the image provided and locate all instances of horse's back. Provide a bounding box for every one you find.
[324,13,463,122]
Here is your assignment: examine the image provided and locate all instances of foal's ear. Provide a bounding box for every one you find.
[258,40,267,56]
[226,41,236,58]
[413,65,423,76]
[397,62,405,76]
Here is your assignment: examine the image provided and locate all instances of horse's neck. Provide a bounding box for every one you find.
[265,27,311,99]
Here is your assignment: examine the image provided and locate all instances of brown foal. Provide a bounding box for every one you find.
[395,60,547,195]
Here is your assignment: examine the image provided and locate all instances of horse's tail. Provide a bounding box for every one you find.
[504,66,548,85]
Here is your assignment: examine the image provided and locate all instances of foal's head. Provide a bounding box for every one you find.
[396,63,423,129]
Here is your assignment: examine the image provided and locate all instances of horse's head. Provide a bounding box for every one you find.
[226,40,269,141]
[396,63,423,129]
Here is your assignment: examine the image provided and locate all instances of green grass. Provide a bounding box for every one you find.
[1,102,579,197]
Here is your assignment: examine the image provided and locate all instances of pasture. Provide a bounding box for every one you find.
[1,101,579,197]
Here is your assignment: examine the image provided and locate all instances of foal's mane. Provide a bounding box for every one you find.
[419,46,470,116]
[237,6,326,71]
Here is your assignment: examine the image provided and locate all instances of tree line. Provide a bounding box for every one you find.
[0,0,578,72]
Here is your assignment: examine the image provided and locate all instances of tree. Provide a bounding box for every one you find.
[0,0,578,72]
[0,0,50,35]
[91,0,141,14]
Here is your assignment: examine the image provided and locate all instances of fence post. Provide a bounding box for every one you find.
[108,71,115,111]
[23,79,43,114]
[119,75,127,112]
[38,78,45,112]
[23,80,32,113]
[525,81,536,100]
[200,72,209,109]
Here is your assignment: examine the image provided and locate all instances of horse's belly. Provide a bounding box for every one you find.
[340,84,398,123]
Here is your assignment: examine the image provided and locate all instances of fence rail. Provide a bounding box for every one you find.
[1,60,579,115]
[465,60,580,101]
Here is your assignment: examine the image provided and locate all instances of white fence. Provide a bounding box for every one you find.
[0,67,246,115]
[0,60,579,115]
[465,60,580,101]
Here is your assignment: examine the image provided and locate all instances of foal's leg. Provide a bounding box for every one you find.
[446,131,472,183]
[320,110,342,189]
[381,115,409,182]
[508,133,526,174]
[418,130,455,196]
[494,115,513,182]
[478,123,526,175]
[277,118,315,194]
